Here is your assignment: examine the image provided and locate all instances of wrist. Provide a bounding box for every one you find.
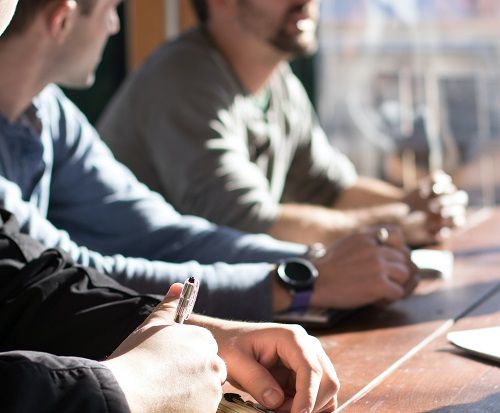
[271,267,293,312]
[101,358,143,413]
[272,259,318,312]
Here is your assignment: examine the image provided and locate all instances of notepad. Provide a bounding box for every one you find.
[447,326,500,364]
[411,249,454,279]
[217,393,273,413]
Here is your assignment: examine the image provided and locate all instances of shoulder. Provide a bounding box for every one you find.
[36,84,87,123]
[36,84,71,111]
[274,63,312,106]
[131,28,241,101]
[270,64,315,131]
[36,85,98,149]
[147,28,224,73]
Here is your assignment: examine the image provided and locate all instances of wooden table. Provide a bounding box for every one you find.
[321,208,500,412]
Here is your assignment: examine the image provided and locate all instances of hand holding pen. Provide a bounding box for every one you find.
[103,280,226,413]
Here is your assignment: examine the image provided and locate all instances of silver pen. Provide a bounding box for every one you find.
[174,276,199,324]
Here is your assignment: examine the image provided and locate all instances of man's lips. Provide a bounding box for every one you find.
[286,6,317,33]
[286,15,316,34]
[296,18,315,32]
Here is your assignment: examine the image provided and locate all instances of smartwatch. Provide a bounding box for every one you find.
[275,258,319,311]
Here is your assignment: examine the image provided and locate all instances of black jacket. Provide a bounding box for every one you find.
[0,209,161,412]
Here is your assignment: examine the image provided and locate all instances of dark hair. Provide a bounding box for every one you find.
[191,0,209,24]
[3,0,97,37]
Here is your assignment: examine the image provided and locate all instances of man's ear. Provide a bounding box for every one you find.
[45,0,77,43]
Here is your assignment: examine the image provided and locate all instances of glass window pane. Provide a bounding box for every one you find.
[317,0,500,207]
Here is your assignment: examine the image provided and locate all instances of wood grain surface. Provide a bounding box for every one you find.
[322,208,500,412]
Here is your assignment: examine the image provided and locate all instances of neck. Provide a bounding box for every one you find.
[0,35,50,122]
[206,23,289,94]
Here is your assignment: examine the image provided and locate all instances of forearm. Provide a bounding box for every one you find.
[334,177,405,209]
[268,202,408,245]
[147,215,308,264]
[105,258,279,321]
[267,176,410,246]
[0,202,302,321]
[185,267,292,322]
[268,204,357,245]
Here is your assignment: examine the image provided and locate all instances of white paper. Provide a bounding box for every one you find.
[411,249,454,279]
[447,326,500,363]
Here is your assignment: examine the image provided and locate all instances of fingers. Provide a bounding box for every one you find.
[284,333,339,413]
[424,191,468,239]
[283,328,329,413]
[226,326,333,413]
[369,246,411,302]
[386,262,420,301]
[403,267,420,298]
[419,170,455,198]
[310,337,339,412]
[380,226,406,250]
[413,173,468,227]
[403,211,441,246]
[379,241,420,300]
[364,225,407,251]
[315,227,418,308]
[221,320,341,413]
[379,244,411,264]
[430,170,455,196]
[428,192,468,226]
[228,351,285,410]
[381,258,412,286]
[426,214,464,235]
[377,256,420,304]
[423,175,468,231]
[428,190,468,212]
[289,349,322,413]
[379,276,406,303]
[371,228,415,289]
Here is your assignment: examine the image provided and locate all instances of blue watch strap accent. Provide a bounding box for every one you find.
[290,290,313,312]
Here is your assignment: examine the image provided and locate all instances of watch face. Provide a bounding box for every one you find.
[287,261,313,281]
[277,258,318,292]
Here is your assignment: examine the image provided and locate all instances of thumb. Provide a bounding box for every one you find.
[105,282,185,358]
[148,282,184,325]
[230,354,285,410]
[166,282,183,299]
[158,282,184,309]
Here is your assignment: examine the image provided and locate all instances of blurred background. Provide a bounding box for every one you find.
[317,0,500,208]
[69,0,500,208]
